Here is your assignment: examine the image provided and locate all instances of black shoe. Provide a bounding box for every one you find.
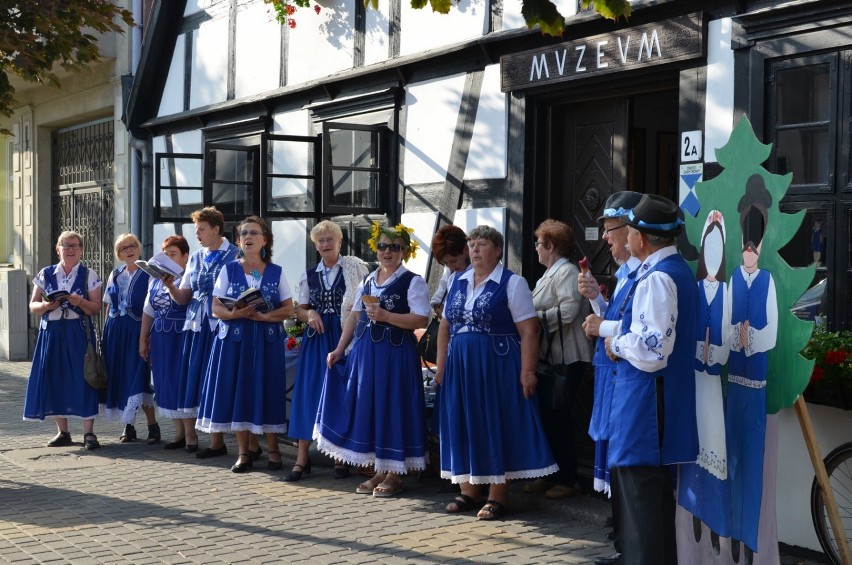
[230,454,253,473]
[267,451,283,471]
[163,439,186,450]
[282,459,312,482]
[248,446,263,462]
[594,553,622,565]
[120,424,137,443]
[195,445,227,459]
[83,433,101,450]
[146,423,161,445]
[47,431,72,447]
[184,443,199,453]
[334,464,350,479]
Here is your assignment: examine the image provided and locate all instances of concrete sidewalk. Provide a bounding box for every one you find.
[0,360,827,564]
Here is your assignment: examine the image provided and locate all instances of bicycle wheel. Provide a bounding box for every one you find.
[811,441,852,564]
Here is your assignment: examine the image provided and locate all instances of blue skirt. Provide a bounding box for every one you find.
[593,439,611,495]
[24,318,99,420]
[314,326,427,474]
[149,322,187,418]
[101,314,153,424]
[176,321,216,417]
[288,315,342,440]
[439,332,558,484]
[196,321,287,434]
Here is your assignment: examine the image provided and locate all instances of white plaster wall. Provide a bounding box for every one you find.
[171,130,203,154]
[184,0,215,17]
[271,218,308,293]
[400,0,487,56]
[158,34,186,117]
[501,0,578,32]
[364,0,391,67]
[286,2,355,86]
[400,211,439,278]
[190,17,229,109]
[704,18,734,164]
[271,109,312,136]
[235,3,282,99]
[402,74,466,185]
[466,64,507,180]
[777,403,852,551]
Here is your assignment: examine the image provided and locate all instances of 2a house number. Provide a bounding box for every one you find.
[681,130,702,162]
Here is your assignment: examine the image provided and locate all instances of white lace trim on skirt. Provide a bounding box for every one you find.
[314,433,426,474]
[100,393,155,424]
[195,418,286,435]
[593,477,612,497]
[156,407,198,419]
[441,463,560,485]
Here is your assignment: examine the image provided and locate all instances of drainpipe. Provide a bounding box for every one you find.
[129,0,145,249]
[130,136,151,253]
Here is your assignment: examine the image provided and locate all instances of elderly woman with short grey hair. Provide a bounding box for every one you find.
[435,225,557,520]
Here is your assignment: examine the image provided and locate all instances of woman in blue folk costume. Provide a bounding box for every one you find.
[197,216,294,473]
[24,231,104,450]
[138,235,191,449]
[678,210,732,553]
[435,225,557,521]
[101,233,160,444]
[284,220,368,482]
[170,206,239,456]
[315,221,430,498]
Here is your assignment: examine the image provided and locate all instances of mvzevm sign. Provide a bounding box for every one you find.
[500,13,705,92]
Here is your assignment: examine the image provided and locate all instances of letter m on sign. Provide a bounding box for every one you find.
[529,54,550,82]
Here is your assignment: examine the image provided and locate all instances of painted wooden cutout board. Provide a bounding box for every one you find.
[675,116,822,564]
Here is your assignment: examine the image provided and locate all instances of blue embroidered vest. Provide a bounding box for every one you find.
[40,264,89,327]
[695,281,726,376]
[307,263,345,317]
[185,244,239,330]
[444,269,519,357]
[106,266,149,321]
[728,268,771,379]
[608,254,699,467]
[217,261,284,343]
[354,270,417,346]
[149,277,189,332]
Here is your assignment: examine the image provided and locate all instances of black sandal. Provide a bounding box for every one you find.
[446,494,484,513]
[477,500,507,521]
[267,450,283,471]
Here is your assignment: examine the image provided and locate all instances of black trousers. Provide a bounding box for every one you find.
[538,361,587,485]
[615,464,677,565]
[611,466,622,553]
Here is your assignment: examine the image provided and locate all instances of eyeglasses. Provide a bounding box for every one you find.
[602,224,627,236]
[240,230,262,237]
[118,243,138,253]
[60,244,82,250]
[315,238,337,245]
[534,241,544,248]
[376,243,403,252]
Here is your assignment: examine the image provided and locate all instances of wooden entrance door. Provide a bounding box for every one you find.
[559,98,629,279]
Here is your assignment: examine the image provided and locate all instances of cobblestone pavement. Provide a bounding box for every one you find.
[0,361,828,564]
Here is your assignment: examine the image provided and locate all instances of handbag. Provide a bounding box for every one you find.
[536,309,571,410]
[417,315,440,366]
[82,315,108,390]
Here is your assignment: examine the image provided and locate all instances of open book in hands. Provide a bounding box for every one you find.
[218,287,273,313]
[135,252,184,280]
[44,289,71,302]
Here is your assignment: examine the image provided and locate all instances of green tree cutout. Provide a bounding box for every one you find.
[684,116,814,414]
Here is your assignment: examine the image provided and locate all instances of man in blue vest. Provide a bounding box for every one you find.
[604,194,699,565]
[580,190,643,565]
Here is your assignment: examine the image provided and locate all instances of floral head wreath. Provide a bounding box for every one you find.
[368,221,419,263]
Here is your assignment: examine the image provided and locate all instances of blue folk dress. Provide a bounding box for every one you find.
[439,268,558,484]
[726,267,774,553]
[145,276,189,418]
[314,270,428,475]
[101,266,153,424]
[177,243,239,417]
[678,280,732,538]
[196,261,289,434]
[288,264,346,441]
[24,264,102,421]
